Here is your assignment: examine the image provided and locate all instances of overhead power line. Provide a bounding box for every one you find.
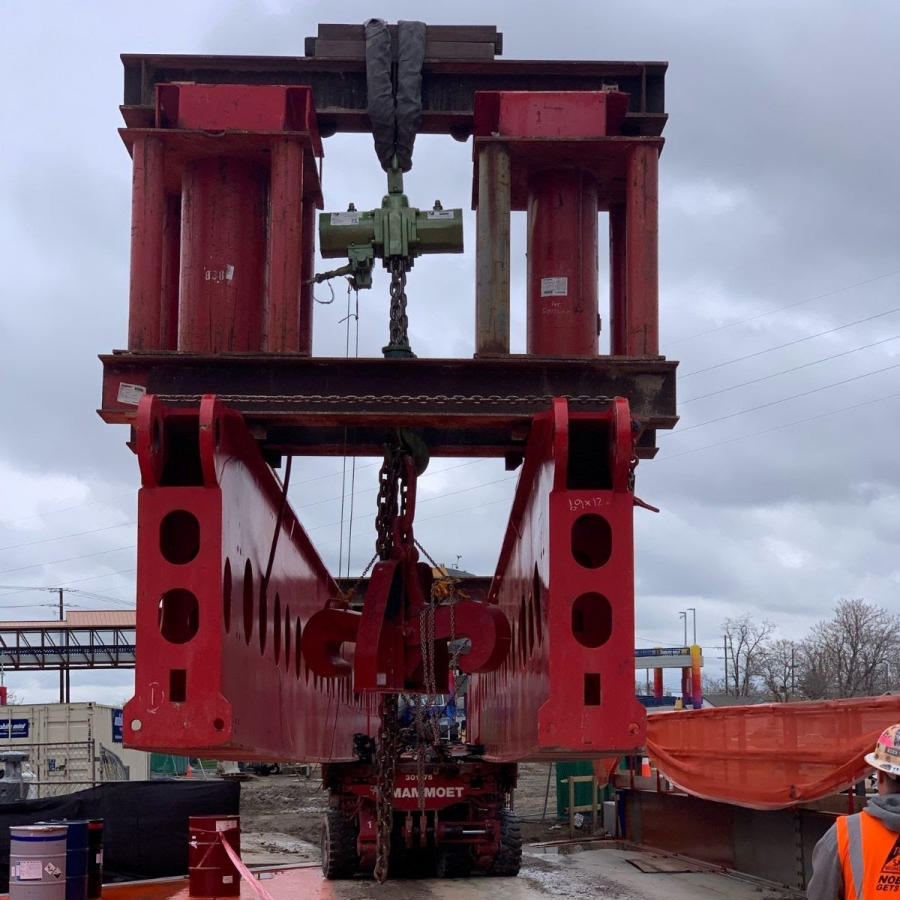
[0,568,137,599]
[666,359,900,436]
[0,521,136,552]
[664,268,900,348]
[0,546,135,577]
[679,305,900,379]
[0,494,135,528]
[682,333,900,405]
[659,389,900,462]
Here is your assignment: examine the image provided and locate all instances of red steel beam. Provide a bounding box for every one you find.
[266,139,304,352]
[624,144,660,356]
[127,136,165,350]
[468,397,647,760]
[123,394,371,760]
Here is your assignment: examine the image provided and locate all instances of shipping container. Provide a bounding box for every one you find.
[0,703,150,799]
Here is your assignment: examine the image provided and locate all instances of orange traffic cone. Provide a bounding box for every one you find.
[186,763,193,779]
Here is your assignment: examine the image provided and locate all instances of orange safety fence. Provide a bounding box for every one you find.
[594,695,900,810]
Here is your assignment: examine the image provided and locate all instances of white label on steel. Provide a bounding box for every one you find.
[222,876,234,884]
[331,212,361,226]
[541,276,569,297]
[225,264,235,281]
[376,673,387,686]
[45,863,62,879]
[215,820,236,832]
[18,860,42,881]
[96,852,103,864]
[117,382,146,405]
[427,210,455,219]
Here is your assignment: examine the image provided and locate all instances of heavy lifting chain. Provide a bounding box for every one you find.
[374,692,400,883]
[387,257,411,353]
[374,450,404,563]
[372,446,410,882]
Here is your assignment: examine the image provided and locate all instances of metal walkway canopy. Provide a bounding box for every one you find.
[0,610,136,671]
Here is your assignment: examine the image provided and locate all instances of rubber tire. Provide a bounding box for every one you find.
[487,809,522,876]
[322,809,359,879]
[435,846,472,879]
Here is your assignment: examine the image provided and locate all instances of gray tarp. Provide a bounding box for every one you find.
[364,18,426,171]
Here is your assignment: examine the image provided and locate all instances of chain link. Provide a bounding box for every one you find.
[153,392,614,406]
[386,257,412,353]
[375,452,401,562]
[374,692,399,883]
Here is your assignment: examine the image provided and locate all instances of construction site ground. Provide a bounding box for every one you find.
[236,765,798,899]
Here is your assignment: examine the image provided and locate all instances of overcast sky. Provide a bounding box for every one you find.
[0,0,898,704]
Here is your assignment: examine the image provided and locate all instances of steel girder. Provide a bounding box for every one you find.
[469,397,647,760]
[122,394,371,760]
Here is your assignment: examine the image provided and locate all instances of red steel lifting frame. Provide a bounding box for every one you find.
[469,398,647,760]
[109,41,675,764]
[124,394,371,760]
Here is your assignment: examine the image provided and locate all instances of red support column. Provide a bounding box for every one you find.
[609,204,627,356]
[298,199,317,356]
[653,667,664,700]
[266,139,304,352]
[178,158,268,353]
[624,144,659,357]
[526,169,599,357]
[160,193,181,351]
[128,136,166,350]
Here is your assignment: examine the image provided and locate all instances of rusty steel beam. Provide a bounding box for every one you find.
[475,143,511,355]
[624,144,660,356]
[99,354,677,458]
[120,55,667,139]
[127,136,166,350]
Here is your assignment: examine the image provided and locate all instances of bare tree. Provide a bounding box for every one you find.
[757,639,799,702]
[723,614,776,696]
[796,641,831,700]
[802,599,900,698]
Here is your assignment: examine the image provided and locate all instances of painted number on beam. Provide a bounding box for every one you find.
[205,265,235,282]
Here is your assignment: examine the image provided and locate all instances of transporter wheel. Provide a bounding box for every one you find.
[322,809,359,879]
[435,846,472,879]
[487,809,522,876]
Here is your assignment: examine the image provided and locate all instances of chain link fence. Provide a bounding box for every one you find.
[3,741,130,799]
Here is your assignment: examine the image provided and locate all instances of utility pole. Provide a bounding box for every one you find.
[679,611,687,647]
[723,634,729,695]
[688,607,697,645]
[58,588,69,704]
[790,645,796,701]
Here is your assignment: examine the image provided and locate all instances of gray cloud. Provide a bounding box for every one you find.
[1,0,898,702]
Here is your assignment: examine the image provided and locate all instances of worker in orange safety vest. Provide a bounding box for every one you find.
[808,724,900,899]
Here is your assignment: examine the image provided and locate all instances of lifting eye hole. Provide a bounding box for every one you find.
[572,593,612,648]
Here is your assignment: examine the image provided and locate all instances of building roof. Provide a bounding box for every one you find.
[0,610,135,630]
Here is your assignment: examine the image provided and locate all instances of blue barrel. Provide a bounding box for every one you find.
[10,825,68,900]
[38,821,88,900]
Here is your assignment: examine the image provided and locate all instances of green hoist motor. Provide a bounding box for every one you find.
[316,160,464,358]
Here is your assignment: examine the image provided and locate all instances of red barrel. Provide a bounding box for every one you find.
[188,816,240,897]
[178,158,268,353]
[526,168,599,357]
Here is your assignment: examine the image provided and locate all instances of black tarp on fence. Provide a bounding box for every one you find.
[0,780,240,888]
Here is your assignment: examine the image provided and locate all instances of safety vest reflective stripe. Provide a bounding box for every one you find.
[840,814,865,900]
[837,810,900,899]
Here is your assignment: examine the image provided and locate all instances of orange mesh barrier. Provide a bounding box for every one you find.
[593,756,620,787]
[636,696,900,810]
